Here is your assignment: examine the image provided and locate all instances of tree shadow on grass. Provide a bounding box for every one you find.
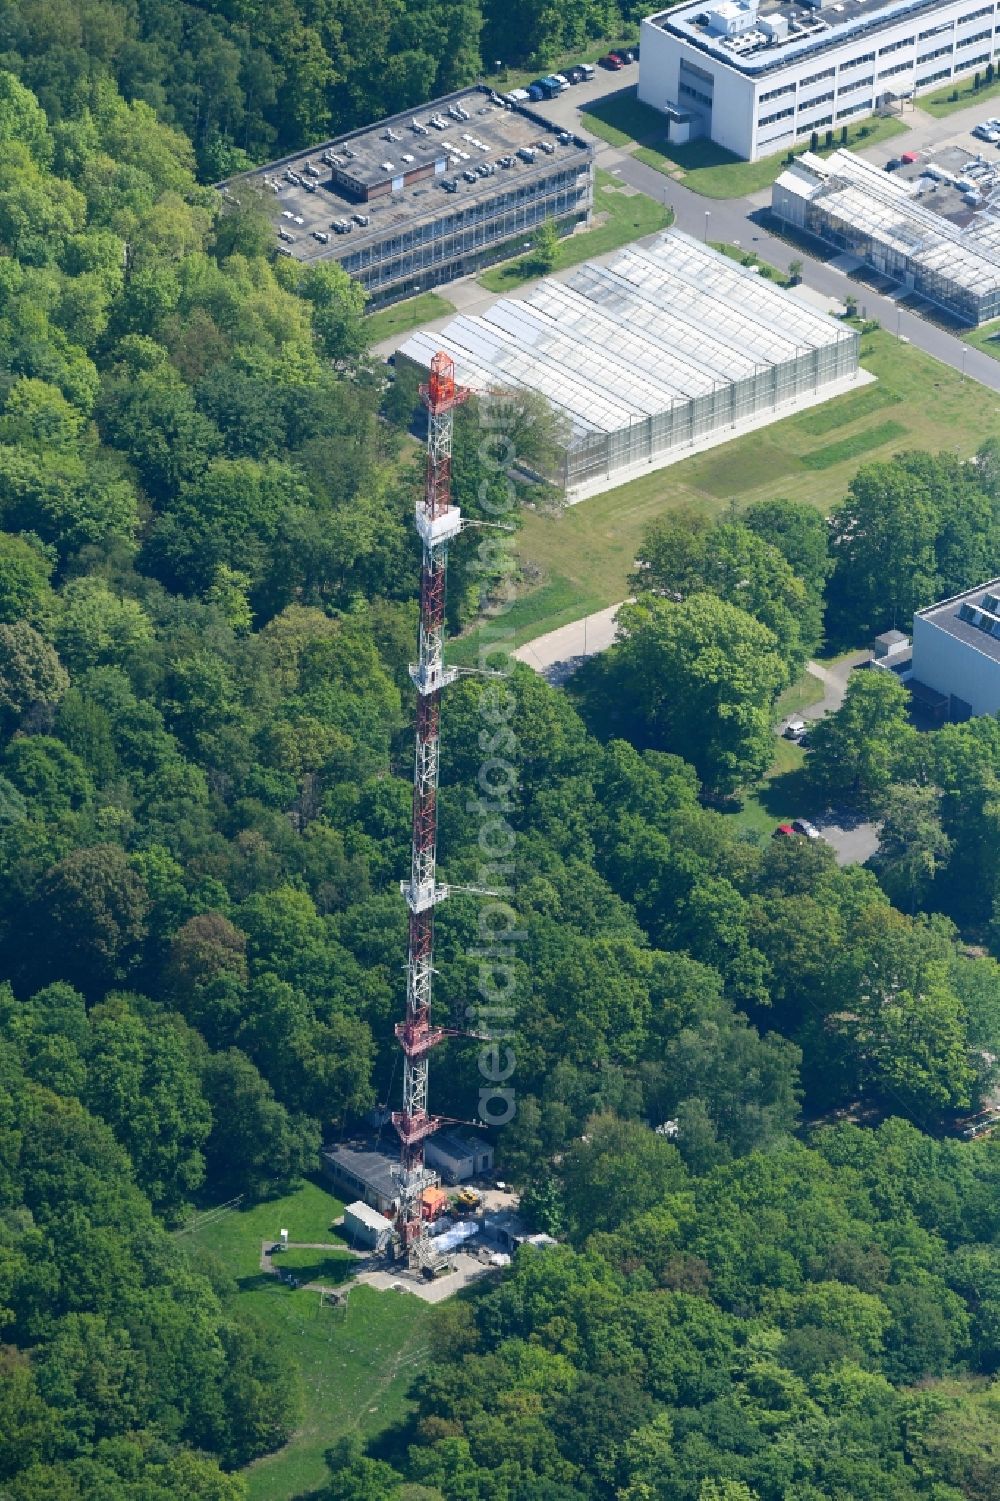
[756,762,825,821]
[238,1271,284,1293]
[275,1256,355,1287]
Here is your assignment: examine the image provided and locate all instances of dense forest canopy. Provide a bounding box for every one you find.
[0,0,646,177]
[1,9,1000,1499]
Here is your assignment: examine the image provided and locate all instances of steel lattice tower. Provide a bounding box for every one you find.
[393,351,468,1256]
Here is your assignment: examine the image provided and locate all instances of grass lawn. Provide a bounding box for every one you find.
[582,88,907,197]
[581,90,667,149]
[180,1180,434,1501]
[365,291,454,345]
[478,169,671,293]
[963,317,1000,362]
[775,666,825,720]
[710,240,788,282]
[727,735,809,839]
[469,331,1000,654]
[921,74,1000,117]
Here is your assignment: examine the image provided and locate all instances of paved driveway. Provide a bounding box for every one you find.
[513,602,622,683]
[815,813,880,867]
[800,651,871,720]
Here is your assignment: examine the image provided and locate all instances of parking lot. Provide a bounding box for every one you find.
[518,58,643,134]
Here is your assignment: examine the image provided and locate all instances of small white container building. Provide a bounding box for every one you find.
[343,1201,395,1251]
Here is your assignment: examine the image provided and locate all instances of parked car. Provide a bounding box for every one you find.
[620,47,637,62]
[773,823,796,839]
[527,82,545,100]
[884,157,902,172]
[579,61,596,79]
[783,716,807,740]
[599,52,624,69]
[505,87,530,103]
[791,818,821,840]
[566,66,584,84]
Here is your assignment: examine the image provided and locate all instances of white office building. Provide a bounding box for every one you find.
[639,0,1000,161]
[912,579,1000,718]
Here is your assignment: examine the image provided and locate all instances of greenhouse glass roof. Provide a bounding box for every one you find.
[775,150,1000,299]
[398,228,853,439]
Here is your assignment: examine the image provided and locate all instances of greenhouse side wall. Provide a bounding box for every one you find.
[563,324,859,490]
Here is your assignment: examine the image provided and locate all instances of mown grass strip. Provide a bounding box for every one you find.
[797,385,901,436]
[801,419,907,470]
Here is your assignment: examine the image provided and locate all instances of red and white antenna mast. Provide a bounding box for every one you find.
[393,352,469,1258]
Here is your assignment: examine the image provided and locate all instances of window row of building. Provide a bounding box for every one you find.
[755,28,1000,141]
[342,168,592,299]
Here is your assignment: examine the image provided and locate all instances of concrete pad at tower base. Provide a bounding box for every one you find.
[564,367,876,506]
[359,1250,498,1302]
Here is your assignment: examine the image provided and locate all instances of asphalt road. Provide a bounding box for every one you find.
[512,601,622,683]
[528,74,1000,395]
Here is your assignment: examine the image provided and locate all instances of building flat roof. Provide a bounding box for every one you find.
[649,0,951,75]
[428,1131,488,1161]
[398,228,854,443]
[220,85,591,267]
[775,150,1000,299]
[324,1141,402,1202]
[917,578,1000,663]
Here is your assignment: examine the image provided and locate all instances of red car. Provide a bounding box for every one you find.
[773,823,796,839]
[600,53,624,69]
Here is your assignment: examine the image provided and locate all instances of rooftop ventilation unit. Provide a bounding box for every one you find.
[381,160,394,171]
[402,153,415,163]
[411,119,428,135]
[960,598,1000,636]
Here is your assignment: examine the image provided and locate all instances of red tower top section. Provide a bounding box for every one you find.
[421,351,468,417]
[418,351,470,525]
